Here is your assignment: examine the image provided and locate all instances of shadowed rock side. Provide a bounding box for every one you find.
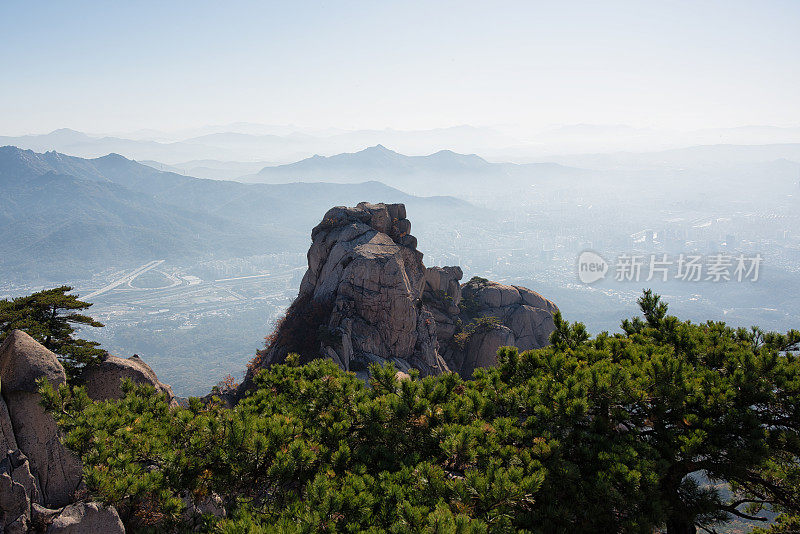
[242,202,558,392]
[425,272,559,377]
[0,330,82,509]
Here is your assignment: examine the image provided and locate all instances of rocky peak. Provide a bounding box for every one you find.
[243,202,445,388]
[243,203,559,391]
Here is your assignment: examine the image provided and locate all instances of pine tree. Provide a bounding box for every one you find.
[0,286,105,378]
[37,291,800,533]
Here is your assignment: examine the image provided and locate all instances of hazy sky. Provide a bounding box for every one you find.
[2,0,799,135]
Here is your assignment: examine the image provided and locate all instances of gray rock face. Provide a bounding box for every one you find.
[82,354,177,407]
[439,278,559,376]
[1,450,40,506]
[46,502,124,534]
[245,202,448,387]
[462,280,558,349]
[0,469,30,533]
[423,266,464,343]
[0,331,82,508]
[4,391,82,508]
[0,450,40,533]
[0,396,19,454]
[243,203,558,389]
[0,330,66,394]
[458,325,517,377]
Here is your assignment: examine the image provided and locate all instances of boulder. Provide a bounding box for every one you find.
[454,279,557,369]
[82,354,177,407]
[0,330,66,393]
[458,325,516,377]
[181,492,227,526]
[0,331,82,507]
[423,274,558,377]
[45,502,124,534]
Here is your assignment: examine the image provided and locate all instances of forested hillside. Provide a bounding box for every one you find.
[41,292,800,533]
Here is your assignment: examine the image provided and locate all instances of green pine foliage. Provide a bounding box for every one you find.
[0,285,105,379]
[39,292,800,533]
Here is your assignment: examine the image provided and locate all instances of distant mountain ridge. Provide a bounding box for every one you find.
[0,146,475,282]
[0,125,521,165]
[242,144,580,195]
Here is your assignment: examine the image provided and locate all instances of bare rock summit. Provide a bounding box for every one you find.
[242,202,558,390]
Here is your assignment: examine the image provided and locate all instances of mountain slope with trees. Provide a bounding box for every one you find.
[37,291,800,533]
[0,146,474,281]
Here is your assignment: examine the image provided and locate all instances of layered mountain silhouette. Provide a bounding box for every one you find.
[0,146,473,280]
[0,125,519,164]
[242,144,579,195]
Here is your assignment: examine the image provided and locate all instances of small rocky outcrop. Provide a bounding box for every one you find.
[243,203,558,389]
[0,331,82,508]
[82,354,177,407]
[181,492,227,526]
[430,275,559,377]
[0,329,172,532]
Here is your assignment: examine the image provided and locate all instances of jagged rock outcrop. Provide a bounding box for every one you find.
[0,473,29,532]
[82,354,177,407]
[0,450,40,533]
[0,330,82,508]
[243,202,558,389]
[0,329,173,532]
[243,202,448,389]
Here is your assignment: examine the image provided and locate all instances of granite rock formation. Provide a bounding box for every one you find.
[82,353,178,407]
[0,329,176,532]
[427,275,559,376]
[243,203,558,389]
[0,330,82,508]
